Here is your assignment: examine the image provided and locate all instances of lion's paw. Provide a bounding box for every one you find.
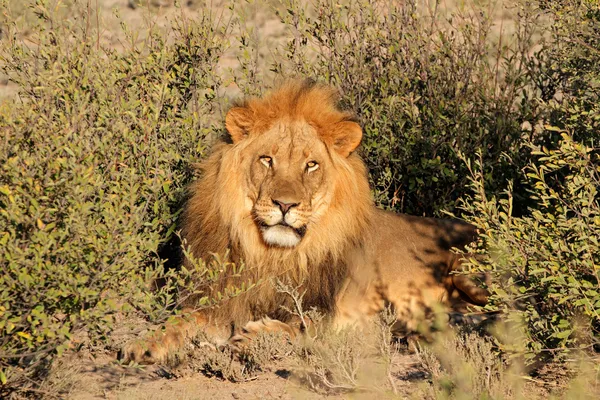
[227,317,296,350]
[119,339,169,365]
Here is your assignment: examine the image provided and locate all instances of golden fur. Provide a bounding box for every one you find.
[122,81,488,364]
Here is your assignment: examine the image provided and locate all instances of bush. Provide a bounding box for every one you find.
[417,331,519,400]
[530,0,600,147]
[461,134,599,362]
[0,0,229,393]
[458,0,600,363]
[271,0,538,216]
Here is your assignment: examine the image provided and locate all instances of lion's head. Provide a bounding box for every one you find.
[223,83,368,249]
[181,81,373,320]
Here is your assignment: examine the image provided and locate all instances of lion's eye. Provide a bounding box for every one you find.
[306,160,319,173]
[259,156,273,168]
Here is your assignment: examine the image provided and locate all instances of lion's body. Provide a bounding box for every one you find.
[123,81,487,363]
[335,210,479,332]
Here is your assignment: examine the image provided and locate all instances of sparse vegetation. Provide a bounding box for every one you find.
[0,0,599,398]
[0,0,236,394]
[456,0,600,363]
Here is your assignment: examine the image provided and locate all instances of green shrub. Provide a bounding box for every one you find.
[0,0,230,394]
[458,0,600,363]
[530,0,600,147]
[460,134,599,362]
[271,0,538,216]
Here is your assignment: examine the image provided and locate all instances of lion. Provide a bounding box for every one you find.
[122,80,488,364]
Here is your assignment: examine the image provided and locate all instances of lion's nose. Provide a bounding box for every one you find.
[272,199,298,215]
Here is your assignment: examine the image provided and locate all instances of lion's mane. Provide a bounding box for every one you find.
[180,81,373,326]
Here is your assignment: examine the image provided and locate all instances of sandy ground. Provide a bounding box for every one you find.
[67,354,325,399]
[64,348,427,399]
[61,314,430,399]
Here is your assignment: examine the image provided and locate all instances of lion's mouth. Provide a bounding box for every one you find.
[276,221,306,237]
[257,219,306,236]
[258,221,306,248]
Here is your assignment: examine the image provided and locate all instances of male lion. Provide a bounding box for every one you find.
[123,81,488,364]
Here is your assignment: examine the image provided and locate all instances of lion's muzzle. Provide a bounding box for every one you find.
[256,199,308,248]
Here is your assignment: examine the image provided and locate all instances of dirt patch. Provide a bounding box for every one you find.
[65,348,426,399]
[67,354,307,400]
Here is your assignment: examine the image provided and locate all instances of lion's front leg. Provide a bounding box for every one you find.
[120,309,210,364]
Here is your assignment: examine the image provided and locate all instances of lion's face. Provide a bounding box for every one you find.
[244,120,329,247]
[225,97,363,249]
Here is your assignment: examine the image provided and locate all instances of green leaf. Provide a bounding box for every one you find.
[554,329,573,339]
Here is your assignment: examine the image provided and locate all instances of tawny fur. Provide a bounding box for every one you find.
[179,83,372,328]
[121,81,487,364]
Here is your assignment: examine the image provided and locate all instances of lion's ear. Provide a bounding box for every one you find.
[330,121,362,157]
[225,107,254,143]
